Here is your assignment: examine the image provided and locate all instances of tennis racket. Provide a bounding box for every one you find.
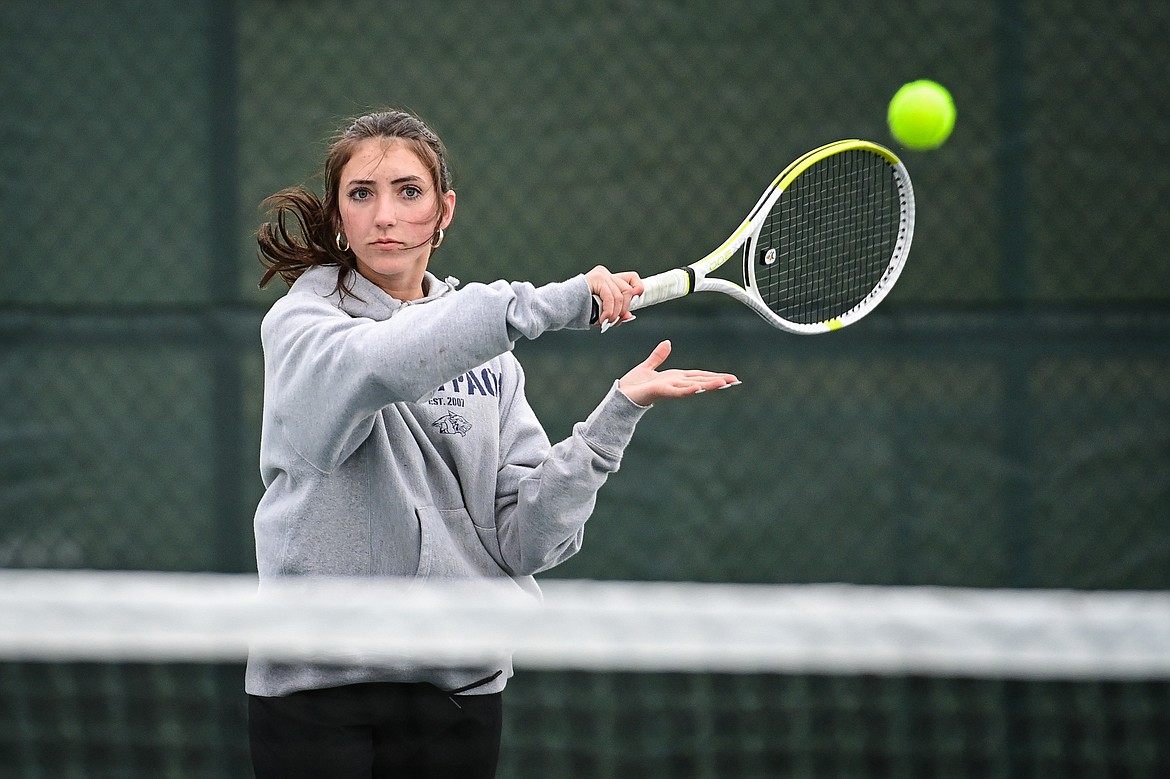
[620,139,914,334]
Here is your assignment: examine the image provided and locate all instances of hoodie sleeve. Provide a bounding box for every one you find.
[262,275,592,473]
[492,367,649,576]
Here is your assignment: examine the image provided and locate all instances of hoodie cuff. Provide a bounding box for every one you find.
[579,380,651,457]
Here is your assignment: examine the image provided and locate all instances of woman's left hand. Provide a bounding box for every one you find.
[618,340,740,407]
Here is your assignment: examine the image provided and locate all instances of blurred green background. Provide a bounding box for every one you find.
[2,1,1168,776]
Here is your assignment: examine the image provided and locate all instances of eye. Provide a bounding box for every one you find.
[401,185,424,199]
[347,187,372,201]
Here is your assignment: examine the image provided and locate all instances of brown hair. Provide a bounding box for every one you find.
[257,110,453,292]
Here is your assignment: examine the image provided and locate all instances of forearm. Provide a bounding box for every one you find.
[494,383,648,575]
[265,275,594,471]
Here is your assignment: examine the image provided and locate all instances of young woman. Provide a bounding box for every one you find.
[246,110,739,778]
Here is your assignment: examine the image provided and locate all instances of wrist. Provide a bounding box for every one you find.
[616,380,653,409]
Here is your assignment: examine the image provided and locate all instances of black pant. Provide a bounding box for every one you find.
[248,682,502,779]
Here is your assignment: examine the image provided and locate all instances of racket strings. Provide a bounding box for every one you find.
[754,149,903,325]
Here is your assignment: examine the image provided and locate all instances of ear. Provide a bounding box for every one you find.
[440,190,457,230]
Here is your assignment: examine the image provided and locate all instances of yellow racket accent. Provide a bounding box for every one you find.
[773,140,902,193]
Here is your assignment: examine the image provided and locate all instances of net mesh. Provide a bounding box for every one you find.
[2,571,1169,778]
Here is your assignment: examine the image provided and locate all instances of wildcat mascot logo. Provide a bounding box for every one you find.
[432,410,473,437]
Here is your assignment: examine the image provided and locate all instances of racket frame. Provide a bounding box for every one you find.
[631,140,915,334]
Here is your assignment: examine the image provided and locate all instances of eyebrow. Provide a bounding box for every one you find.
[345,175,425,187]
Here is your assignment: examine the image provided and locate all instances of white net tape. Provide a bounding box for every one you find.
[2,570,1168,679]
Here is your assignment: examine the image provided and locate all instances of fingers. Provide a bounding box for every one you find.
[586,266,642,331]
[615,271,646,299]
[640,342,738,395]
[664,370,741,396]
[640,340,672,371]
[687,373,742,394]
[627,371,741,406]
[618,351,741,405]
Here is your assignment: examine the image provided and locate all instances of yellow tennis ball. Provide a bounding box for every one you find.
[887,80,956,151]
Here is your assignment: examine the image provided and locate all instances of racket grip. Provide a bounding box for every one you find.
[631,268,693,311]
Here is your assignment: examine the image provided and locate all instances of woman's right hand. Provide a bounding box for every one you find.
[585,265,643,331]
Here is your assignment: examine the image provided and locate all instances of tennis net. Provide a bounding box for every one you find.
[2,570,1169,777]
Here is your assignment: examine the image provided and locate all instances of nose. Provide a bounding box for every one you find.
[374,197,397,228]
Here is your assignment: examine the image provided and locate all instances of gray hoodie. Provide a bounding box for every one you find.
[245,265,649,696]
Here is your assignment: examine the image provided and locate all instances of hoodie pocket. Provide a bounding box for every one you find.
[415,506,509,580]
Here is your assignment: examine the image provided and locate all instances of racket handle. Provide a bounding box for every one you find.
[589,267,693,331]
[631,268,694,311]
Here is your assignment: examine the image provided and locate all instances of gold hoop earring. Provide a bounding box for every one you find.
[335,232,349,252]
[431,228,445,249]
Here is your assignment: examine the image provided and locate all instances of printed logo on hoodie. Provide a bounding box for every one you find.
[432,411,473,437]
[434,368,502,398]
[426,367,503,436]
